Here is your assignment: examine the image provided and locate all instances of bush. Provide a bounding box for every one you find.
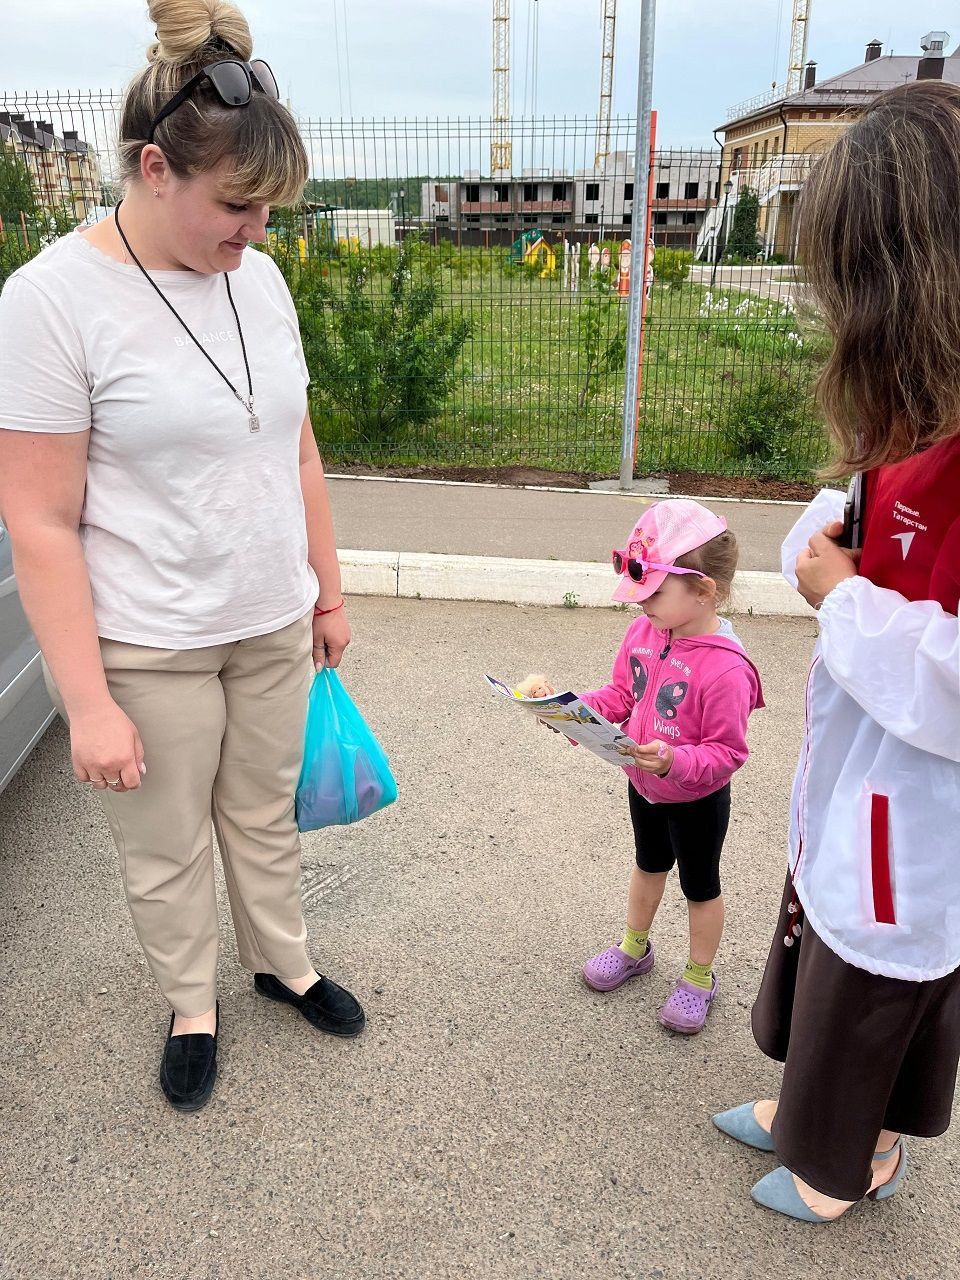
[294,231,472,442]
[653,248,693,289]
[719,374,821,477]
[361,243,400,275]
[765,252,790,265]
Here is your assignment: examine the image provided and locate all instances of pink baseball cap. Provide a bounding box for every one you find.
[611,498,728,604]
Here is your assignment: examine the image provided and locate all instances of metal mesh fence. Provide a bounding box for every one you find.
[0,90,828,481]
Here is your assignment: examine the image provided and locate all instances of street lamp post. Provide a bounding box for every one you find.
[710,178,734,288]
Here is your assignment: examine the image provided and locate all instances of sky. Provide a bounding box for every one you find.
[2,1,956,146]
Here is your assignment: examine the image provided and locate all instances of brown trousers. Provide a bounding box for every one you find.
[46,612,315,1017]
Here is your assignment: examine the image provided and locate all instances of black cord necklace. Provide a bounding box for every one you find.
[113,200,260,433]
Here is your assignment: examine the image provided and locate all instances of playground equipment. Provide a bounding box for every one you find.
[615,237,655,299]
[266,228,307,263]
[510,229,558,277]
[562,240,582,292]
[617,239,631,296]
[526,236,556,277]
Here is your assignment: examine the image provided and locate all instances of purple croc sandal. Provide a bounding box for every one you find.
[658,973,717,1034]
[583,941,655,992]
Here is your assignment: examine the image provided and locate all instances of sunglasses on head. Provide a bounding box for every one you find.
[611,548,707,584]
[147,58,280,145]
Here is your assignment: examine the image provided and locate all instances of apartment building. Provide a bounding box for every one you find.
[421,149,715,247]
[0,112,102,223]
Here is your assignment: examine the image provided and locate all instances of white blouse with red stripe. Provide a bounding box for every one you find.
[781,436,960,981]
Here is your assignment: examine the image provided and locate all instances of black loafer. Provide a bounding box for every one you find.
[160,1002,219,1112]
[254,972,365,1037]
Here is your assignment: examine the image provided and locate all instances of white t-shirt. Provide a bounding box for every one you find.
[0,231,319,648]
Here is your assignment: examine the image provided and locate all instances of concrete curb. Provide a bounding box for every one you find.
[338,549,816,618]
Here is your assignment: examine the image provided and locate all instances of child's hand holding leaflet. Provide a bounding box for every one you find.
[485,675,640,766]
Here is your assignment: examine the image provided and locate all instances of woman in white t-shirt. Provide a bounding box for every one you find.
[0,0,365,1112]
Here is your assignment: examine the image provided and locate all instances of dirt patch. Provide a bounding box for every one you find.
[331,462,595,489]
[664,471,820,502]
[329,461,821,501]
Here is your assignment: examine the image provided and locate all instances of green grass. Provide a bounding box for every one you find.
[5,226,826,480]
[288,244,828,479]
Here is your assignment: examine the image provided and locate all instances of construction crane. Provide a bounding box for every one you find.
[595,0,617,168]
[491,0,511,173]
[785,0,810,93]
[491,0,622,174]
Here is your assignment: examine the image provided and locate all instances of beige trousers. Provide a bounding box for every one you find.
[46,611,315,1016]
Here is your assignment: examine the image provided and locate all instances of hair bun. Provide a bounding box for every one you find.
[147,0,253,65]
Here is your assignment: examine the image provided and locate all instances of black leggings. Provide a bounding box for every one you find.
[628,782,731,902]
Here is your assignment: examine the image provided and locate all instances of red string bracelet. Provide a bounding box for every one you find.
[314,598,345,617]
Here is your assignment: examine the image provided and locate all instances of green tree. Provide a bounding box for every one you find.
[726,187,761,260]
[0,147,42,288]
[578,267,627,410]
[303,176,450,219]
[0,146,39,223]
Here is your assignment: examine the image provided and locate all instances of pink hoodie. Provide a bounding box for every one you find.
[580,615,764,804]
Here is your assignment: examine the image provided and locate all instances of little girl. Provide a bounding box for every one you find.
[521,498,763,1034]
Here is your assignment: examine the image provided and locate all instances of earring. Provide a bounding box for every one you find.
[153,186,159,198]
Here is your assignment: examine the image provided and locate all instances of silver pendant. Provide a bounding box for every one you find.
[249,413,260,433]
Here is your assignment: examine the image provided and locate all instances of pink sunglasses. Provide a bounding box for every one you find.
[611,548,707,584]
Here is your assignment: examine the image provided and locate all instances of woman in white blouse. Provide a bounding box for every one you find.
[0,0,365,1112]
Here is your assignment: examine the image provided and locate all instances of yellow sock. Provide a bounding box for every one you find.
[619,927,649,960]
[683,959,714,990]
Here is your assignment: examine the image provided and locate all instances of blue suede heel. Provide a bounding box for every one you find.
[750,1166,830,1222]
[751,1140,907,1222]
[712,1102,776,1152]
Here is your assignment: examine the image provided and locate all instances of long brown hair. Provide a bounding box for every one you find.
[799,79,960,475]
[119,0,307,206]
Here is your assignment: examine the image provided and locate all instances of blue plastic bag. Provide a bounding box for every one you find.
[295,668,398,831]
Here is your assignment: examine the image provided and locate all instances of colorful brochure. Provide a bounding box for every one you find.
[485,675,639,766]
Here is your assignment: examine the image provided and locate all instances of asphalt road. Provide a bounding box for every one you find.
[325,478,803,574]
[1,599,955,1280]
[687,265,798,304]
